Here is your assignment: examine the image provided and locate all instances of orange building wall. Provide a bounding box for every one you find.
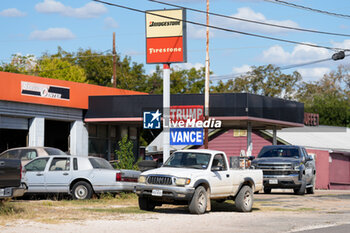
[0,71,146,109]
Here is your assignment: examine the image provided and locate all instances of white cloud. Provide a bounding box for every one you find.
[232,64,252,74]
[218,7,299,34]
[0,8,26,17]
[172,62,204,70]
[187,24,215,39]
[29,28,75,41]
[331,39,350,50]
[35,0,107,19]
[297,67,330,81]
[262,44,331,64]
[104,17,118,29]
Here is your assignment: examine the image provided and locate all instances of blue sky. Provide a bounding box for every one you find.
[1,0,350,83]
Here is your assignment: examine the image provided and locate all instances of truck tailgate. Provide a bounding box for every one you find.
[0,159,21,188]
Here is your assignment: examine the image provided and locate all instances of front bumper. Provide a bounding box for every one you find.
[136,184,195,201]
[263,174,302,188]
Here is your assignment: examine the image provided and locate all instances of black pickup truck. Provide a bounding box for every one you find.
[251,145,316,195]
[0,158,26,199]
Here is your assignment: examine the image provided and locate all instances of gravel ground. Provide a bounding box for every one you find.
[1,190,350,233]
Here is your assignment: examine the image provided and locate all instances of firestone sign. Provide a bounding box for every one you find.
[145,9,187,64]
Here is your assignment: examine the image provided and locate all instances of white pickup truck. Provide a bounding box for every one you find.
[136,149,263,214]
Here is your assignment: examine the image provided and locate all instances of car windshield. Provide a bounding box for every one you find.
[163,152,211,169]
[258,147,300,159]
[44,148,66,155]
[89,157,114,170]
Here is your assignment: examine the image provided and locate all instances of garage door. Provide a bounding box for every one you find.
[0,116,28,130]
[329,153,350,190]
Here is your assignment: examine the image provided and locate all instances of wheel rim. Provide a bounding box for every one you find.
[243,191,251,207]
[197,191,206,212]
[75,185,88,199]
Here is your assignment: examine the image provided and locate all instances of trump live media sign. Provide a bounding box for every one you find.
[145,9,187,64]
[169,105,204,146]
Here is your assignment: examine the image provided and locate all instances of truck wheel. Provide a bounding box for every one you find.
[189,186,207,214]
[235,186,253,212]
[263,188,271,194]
[72,181,93,200]
[306,178,315,194]
[294,180,306,195]
[138,197,156,211]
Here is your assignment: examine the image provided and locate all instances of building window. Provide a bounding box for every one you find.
[88,124,108,159]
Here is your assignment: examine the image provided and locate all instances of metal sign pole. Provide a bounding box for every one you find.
[163,63,171,162]
[204,0,210,149]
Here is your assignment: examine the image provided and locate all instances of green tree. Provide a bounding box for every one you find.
[143,65,210,95]
[212,65,302,100]
[37,57,86,83]
[0,54,37,74]
[116,56,147,91]
[297,65,350,127]
[115,136,139,170]
[144,65,163,94]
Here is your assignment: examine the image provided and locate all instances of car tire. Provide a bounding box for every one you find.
[306,178,315,194]
[294,180,306,195]
[189,186,207,214]
[138,197,156,211]
[264,188,271,194]
[72,181,93,200]
[235,186,253,212]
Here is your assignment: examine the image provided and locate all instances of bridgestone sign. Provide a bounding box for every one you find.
[145,9,187,64]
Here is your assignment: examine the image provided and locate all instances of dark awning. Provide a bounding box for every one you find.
[85,93,304,129]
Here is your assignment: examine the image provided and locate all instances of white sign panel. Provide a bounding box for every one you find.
[146,9,184,38]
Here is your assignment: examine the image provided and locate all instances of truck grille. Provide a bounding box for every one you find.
[263,170,298,176]
[147,176,172,185]
[257,163,292,170]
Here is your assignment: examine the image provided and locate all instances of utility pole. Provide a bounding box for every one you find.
[113,32,117,88]
[204,0,210,149]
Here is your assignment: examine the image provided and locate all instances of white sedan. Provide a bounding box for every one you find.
[23,155,140,199]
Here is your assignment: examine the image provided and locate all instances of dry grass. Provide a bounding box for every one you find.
[0,193,142,225]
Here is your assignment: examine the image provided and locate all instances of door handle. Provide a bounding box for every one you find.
[63,173,69,176]
[36,173,43,176]
[0,162,5,166]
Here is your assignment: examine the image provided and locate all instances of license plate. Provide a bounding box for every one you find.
[269,179,278,184]
[152,189,163,197]
[0,189,4,197]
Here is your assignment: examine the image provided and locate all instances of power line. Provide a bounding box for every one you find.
[92,0,349,52]
[264,0,350,19]
[210,54,349,81]
[148,0,350,37]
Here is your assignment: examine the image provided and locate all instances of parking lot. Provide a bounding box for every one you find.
[1,190,350,233]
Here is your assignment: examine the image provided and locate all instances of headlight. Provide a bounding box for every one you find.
[175,177,191,186]
[294,165,301,171]
[138,175,146,183]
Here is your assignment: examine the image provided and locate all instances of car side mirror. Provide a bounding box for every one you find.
[211,166,222,172]
[306,156,313,162]
[248,156,255,160]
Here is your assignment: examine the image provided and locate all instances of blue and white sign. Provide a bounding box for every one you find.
[143,109,162,129]
[170,128,203,145]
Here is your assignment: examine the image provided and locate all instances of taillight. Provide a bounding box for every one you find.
[116,173,122,181]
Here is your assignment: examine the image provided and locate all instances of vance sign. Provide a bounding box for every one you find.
[168,105,221,146]
[145,9,187,64]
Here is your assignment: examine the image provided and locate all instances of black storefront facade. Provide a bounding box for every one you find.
[84,93,304,159]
